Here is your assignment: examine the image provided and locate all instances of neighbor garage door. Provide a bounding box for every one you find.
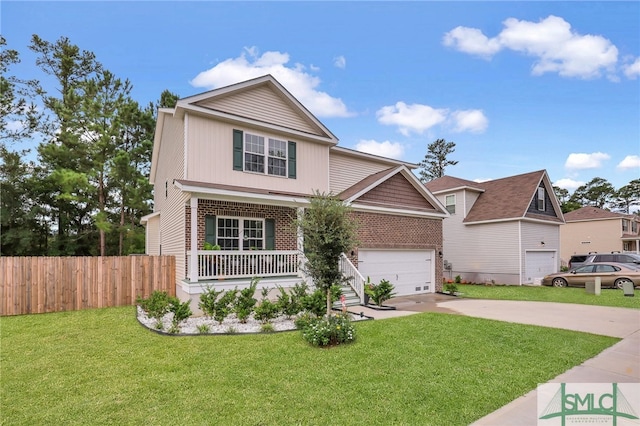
[525,251,557,284]
[358,249,434,296]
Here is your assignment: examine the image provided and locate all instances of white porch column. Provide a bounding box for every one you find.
[297,207,305,280]
[296,207,305,252]
[189,197,199,283]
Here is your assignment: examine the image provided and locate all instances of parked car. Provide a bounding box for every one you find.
[542,262,640,289]
[568,252,640,270]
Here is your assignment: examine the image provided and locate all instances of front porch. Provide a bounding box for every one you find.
[182,249,366,306]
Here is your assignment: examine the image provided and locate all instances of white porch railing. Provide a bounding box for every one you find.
[187,250,301,281]
[339,253,366,303]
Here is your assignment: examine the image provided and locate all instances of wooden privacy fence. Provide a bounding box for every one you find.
[0,256,176,316]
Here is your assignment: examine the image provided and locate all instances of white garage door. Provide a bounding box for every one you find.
[358,250,434,296]
[525,251,556,284]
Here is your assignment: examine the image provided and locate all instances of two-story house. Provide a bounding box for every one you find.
[561,206,640,265]
[141,75,448,309]
[425,171,565,285]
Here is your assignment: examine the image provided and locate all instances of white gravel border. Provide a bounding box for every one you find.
[136,306,368,335]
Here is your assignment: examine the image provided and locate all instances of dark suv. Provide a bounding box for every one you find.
[570,252,640,269]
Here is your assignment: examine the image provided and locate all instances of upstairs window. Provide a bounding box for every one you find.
[632,221,638,233]
[537,187,545,211]
[233,129,296,178]
[445,194,455,214]
[622,219,629,232]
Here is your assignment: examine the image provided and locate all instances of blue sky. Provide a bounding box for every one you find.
[3,1,639,192]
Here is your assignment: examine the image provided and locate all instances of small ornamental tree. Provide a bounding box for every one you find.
[295,192,359,317]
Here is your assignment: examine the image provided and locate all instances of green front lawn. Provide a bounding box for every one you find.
[457,284,640,309]
[1,307,617,425]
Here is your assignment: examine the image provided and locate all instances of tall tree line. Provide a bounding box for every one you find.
[1,35,175,256]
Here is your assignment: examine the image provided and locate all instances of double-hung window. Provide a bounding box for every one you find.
[445,194,455,214]
[233,129,296,178]
[243,132,287,177]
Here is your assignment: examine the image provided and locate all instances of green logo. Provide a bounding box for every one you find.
[538,383,639,425]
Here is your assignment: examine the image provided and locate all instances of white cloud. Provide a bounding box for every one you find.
[617,155,640,170]
[623,57,640,79]
[443,15,619,79]
[333,55,346,69]
[554,178,585,191]
[376,102,488,135]
[376,102,447,136]
[190,47,352,118]
[450,109,488,133]
[354,139,404,159]
[564,152,611,170]
[442,26,502,59]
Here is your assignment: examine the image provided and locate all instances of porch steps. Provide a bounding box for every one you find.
[333,285,362,308]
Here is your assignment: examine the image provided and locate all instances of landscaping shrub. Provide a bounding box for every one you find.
[301,313,356,347]
[168,297,192,327]
[364,278,396,306]
[136,290,172,319]
[276,285,301,319]
[213,289,237,324]
[198,287,224,318]
[234,279,258,323]
[254,287,280,324]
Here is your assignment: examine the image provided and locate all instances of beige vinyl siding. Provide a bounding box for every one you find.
[186,116,329,194]
[153,115,184,212]
[442,216,520,284]
[145,215,160,255]
[560,219,621,265]
[329,152,396,194]
[153,114,187,283]
[195,85,322,135]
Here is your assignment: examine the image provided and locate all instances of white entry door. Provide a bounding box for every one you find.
[358,250,434,296]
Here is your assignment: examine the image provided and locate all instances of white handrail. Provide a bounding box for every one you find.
[186,250,300,280]
[339,253,366,303]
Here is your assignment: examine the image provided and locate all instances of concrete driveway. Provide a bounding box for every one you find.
[378,293,640,425]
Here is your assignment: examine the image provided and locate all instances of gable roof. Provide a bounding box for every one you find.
[426,170,564,224]
[175,74,338,145]
[339,166,448,218]
[564,206,633,222]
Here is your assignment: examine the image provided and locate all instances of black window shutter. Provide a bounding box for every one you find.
[205,215,216,246]
[265,219,275,250]
[288,141,296,179]
[233,130,243,171]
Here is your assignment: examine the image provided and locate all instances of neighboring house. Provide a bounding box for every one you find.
[560,206,640,265]
[424,170,565,285]
[141,75,448,309]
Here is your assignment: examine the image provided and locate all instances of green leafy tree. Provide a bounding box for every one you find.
[158,89,179,109]
[418,138,458,182]
[569,177,616,209]
[30,35,102,255]
[0,36,42,146]
[0,147,49,255]
[613,179,640,214]
[553,185,581,213]
[295,192,359,316]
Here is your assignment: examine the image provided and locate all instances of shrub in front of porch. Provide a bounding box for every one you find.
[301,313,356,347]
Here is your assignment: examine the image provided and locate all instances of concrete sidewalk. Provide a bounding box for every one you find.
[367,295,640,425]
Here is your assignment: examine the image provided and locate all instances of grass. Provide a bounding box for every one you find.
[1,306,618,425]
[456,284,640,309]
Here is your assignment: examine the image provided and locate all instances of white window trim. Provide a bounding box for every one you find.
[243,131,288,178]
[445,194,456,214]
[537,187,545,211]
[217,216,265,251]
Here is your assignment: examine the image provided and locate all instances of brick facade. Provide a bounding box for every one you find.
[350,210,444,292]
[185,199,298,250]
